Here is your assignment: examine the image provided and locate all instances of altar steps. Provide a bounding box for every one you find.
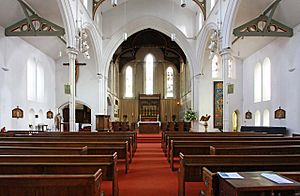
[137,133,161,143]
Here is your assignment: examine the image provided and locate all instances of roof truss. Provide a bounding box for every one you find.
[233,0,293,43]
[5,0,65,42]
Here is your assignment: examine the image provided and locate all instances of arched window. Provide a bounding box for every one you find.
[166,67,174,98]
[27,58,36,101]
[125,66,133,98]
[255,110,261,126]
[36,64,44,102]
[254,63,262,103]
[263,57,271,101]
[212,55,219,79]
[263,109,270,126]
[145,54,154,94]
[27,57,44,102]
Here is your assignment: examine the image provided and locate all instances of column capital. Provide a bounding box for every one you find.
[220,47,232,57]
[66,47,79,56]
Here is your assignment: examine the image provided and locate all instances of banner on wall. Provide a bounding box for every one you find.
[213,81,223,130]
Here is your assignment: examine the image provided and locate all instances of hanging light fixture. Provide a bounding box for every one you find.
[111,0,118,7]
[181,0,187,7]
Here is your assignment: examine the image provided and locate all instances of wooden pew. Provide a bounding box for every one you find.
[165,135,290,155]
[0,153,118,196]
[210,145,300,155]
[178,154,300,196]
[10,130,137,154]
[0,141,129,173]
[161,131,283,150]
[162,132,284,153]
[169,140,300,170]
[203,167,300,196]
[0,136,134,162]
[14,131,138,154]
[0,167,102,196]
[0,146,87,155]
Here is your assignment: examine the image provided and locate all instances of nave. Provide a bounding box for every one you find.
[116,135,202,196]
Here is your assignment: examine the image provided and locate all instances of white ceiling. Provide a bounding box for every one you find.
[232,0,300,59]
[0,0,65,60]
[0,0,299,61]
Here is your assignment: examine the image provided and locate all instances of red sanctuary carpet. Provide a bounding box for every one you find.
[103,133,204,196]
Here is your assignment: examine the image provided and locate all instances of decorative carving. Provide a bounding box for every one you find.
[233,0,292,39]
[275,106,286,119]
[12,106,24,119]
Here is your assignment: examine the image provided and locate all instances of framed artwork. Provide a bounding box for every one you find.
[12,106,24,119]
[245,110,252,119]
[213,81,223,130]
[47,110,53,119]
[275,107,286,119]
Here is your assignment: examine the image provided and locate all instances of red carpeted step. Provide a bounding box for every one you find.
[137,133,161,143]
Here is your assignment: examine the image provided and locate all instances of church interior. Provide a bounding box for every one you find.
[1,0,300,195]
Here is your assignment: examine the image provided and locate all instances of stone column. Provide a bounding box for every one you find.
[220,48,231,131]
[97,73,107,115]
[66,47,78,132]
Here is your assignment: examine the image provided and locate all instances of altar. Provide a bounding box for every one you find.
[138,121,161,134]
[137,94,161,134]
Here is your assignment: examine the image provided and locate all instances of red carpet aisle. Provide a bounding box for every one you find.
[115,134,202,196]
[118,142,178,196]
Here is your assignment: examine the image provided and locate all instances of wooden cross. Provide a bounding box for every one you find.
[63,60,86,83]
[63,60,86,95]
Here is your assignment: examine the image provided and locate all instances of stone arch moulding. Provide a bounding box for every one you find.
[221,0,240,49]
[57,0,77,48]
[81,22,102,74]
[102,16,196,84]
[196,22,218,74]
[58,100,92,112]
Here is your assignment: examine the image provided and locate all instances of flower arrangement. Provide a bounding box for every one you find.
[184,108,197,122]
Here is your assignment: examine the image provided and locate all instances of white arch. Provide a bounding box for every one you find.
[221,0,240,49]
[196,22,218,74]
[57,0,77,48]
[102,16,196,80]
[81,22,102,73]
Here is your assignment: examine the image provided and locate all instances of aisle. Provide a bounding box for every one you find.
[118,143,178,196]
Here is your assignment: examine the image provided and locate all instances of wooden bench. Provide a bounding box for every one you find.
[13,131,138,154]
[0,146,88,155]
[0,141,129,173]
[0,166,102,196]
[12,131,138,153]
[0,153,118,196]
[166,135,292,156]
[161,131,283,150]
[0,136,134,162]
[203,167,300,196]
[178,154,300,196]
[169,140,300,170]
[163,133,284,154]
[210,145,300,155]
